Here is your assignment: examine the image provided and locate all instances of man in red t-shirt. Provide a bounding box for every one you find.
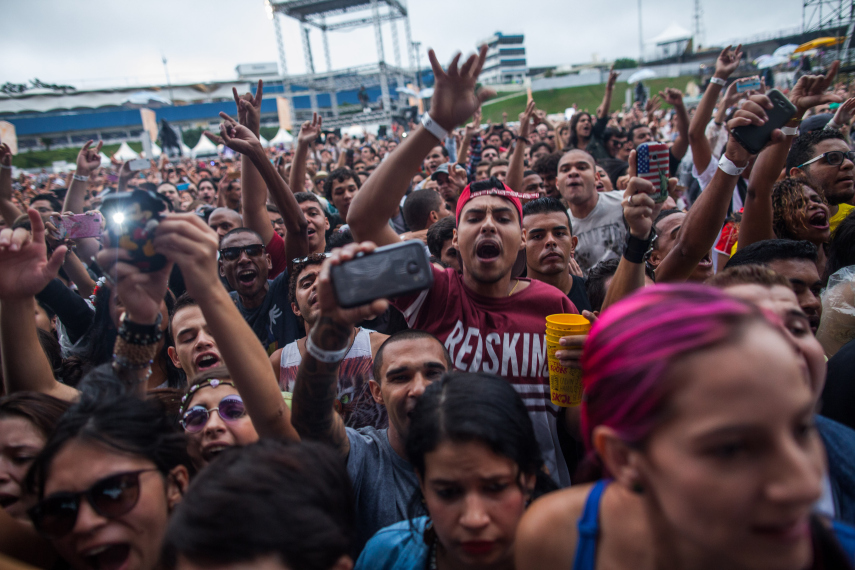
[348,46,578,486]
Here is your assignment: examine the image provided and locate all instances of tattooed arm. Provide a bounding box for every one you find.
[291,242,390,457]
[292,317,352,455]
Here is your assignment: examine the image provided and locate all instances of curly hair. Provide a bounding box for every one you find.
[288,253,330,306]
[771,177,826,240]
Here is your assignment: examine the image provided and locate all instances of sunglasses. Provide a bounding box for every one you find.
[291,252,331,265]
[797,150,855,169]
[219,244,265,261]
[28,469,160,538]
[180,395,246,433]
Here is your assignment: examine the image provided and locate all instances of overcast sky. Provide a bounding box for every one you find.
[2,0,802,90]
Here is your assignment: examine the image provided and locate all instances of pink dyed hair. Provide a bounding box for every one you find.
[580,284,769,463]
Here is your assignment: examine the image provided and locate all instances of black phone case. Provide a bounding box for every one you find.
[731,89,797,155]
[331,240,434,308]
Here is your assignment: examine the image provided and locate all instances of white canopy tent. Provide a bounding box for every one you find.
[258,133,270,147]
[99,152,111,167]
[650,23,693,45]
[191,135,218,157]
[113,141,139,161]
[268,128,294,146]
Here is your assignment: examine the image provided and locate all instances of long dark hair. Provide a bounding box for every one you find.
[0,392,71,439]
[27,380,190,499]
[568,112,593,149]
[406,372,557,520]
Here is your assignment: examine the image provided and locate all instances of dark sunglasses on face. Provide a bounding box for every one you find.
[28,469,160,539]
[798,150,855,169]
[181,395,246,433]
[219,244,265,261]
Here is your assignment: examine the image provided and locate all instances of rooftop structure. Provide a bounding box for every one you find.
[478,32,527,85]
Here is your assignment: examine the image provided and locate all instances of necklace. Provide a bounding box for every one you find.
[508,279,520,297]
[428,541,437,570]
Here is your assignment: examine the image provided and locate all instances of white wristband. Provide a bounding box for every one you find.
[709,77,727,87]
[73,174,89,181]
[781,126,800,136]
[825,119,841,131]
[305,333,350,363]
[421,113,449,142]
[718,154,747,176]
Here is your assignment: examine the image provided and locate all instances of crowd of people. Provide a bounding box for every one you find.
[1,40,855,570]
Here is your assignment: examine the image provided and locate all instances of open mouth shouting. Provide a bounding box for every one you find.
[195,351,221,372]
[80,543,131,570]
[807,209,829,231]
[236,267,258,288]
[475,239,502,264]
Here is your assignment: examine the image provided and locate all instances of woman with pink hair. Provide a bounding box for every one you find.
[516,284,855,569]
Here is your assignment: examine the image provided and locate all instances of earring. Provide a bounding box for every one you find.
[631,481,644,494]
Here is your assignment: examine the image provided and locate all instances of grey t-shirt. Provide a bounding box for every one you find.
[346,426,423,552]
[569,190,627,276]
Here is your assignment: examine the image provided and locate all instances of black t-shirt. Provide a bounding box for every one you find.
[820,339,855,430]
[229,270,303,355]
[567,274,593,314]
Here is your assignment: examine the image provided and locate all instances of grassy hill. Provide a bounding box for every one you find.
[479,75,699,123]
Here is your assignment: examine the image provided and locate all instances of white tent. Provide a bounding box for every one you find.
[650,23,693,45]
[179,139,192,157]
[269,128,294,146]
[258,133,270,147]
[150,142,162,158]
[191,135,218,157]
[99,152,111,167]
[113,141,139,161]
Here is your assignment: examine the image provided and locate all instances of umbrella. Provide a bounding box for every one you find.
[395,86,434,99]
[795,37,843,53]
[773,44,799,58]
[753,54,771,65]
[757,55,789,69]
[627,69,656,83]
[121,91,172,108]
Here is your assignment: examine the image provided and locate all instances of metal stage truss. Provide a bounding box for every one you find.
[265,0,417,127]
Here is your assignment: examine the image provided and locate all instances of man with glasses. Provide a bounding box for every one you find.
[220,227,302,354]
[787,129,855,233]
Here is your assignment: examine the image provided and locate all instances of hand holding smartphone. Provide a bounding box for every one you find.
[50,212,103,240]
[99,189,167,272]
[635,142,670,203]
[730,89,797,155]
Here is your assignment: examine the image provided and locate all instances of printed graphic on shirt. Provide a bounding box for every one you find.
[282,356,388,430]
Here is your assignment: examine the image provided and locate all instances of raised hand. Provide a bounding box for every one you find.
[75,140,103,177]
[720,80,742,109]
[0,143,11,169]
[606,64,618,91]
[233,79,264,136]
[317,242,388,326]
[427,45,495,131]
[95,245,172,325]
[152,213,220,301]
[518,99,537,141]
[714,44,743,79]
[298,112,323,147]
[465,107,482,136]
[832,97,855,127]
[659,88,684,107]
[202,130,225,145]
[0,209,66,300]
[725,93,786,162]
[621,149,663,239]
[218,112,263,157]
[789,60,842,117]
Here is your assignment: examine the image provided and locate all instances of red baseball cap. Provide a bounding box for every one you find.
[455,179,530,227]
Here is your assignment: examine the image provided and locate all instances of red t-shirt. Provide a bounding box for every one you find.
[267,232,288,279]
[393,266,578,486]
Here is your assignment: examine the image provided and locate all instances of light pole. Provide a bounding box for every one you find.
[637,0,644,62]
[412,41,422,89]
[162,55,175,104]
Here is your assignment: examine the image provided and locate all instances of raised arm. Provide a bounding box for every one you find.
[348,45,493,246]
[0,144,23,226]
[290,113,321,197]
[0,209,77,401]
[690,45,743,173]
[63,141,102,214]
[662,88,689,160]
[597,66,618,119]
[507,100,536,193]
[153,213,300,441]
[217,112,309,262]
[291,241,388,456]
[457,108,481,166]
[657,93,785,282]
[739,64,841,251]
[601,150,664,310]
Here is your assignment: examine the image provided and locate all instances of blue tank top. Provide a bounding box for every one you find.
[570,479,855,569]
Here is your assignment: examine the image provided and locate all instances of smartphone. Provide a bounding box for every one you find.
[128,158,150,171]
[176,183,190,191]
[636,142,670,203]
[330,240,434,308]
[226,171,241,181]
[50,212,103,240]
[99,189,167,272]
[731,89,797,155]
[736,77,762,93]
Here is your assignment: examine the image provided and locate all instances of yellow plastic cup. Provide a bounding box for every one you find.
[545,314,591,407]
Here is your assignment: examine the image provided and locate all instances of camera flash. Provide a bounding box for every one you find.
[112,212,125,224]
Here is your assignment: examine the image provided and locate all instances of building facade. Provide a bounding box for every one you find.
[479,32,527,85]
